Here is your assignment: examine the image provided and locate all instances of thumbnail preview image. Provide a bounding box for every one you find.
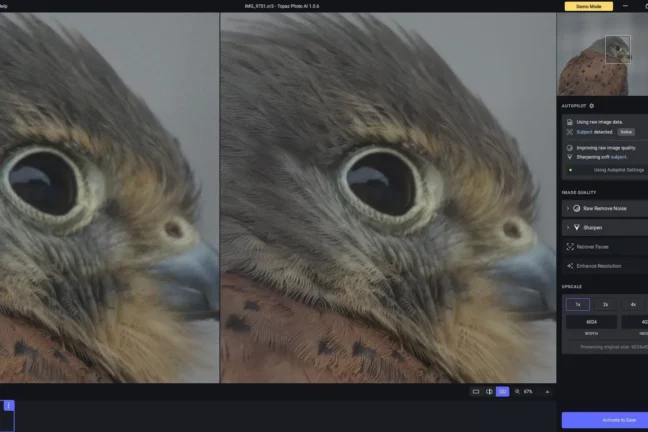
[220,13,556,384]
[0,14,220,383]
[558,13,648,96]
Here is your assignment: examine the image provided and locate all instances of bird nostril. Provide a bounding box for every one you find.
[164,221,184,239]
[160,217,198,249]
[502,221,522,240]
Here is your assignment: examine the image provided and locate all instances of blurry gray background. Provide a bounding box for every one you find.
[222,13,557,383]
[20,13,220,383]
[557,13,648,95]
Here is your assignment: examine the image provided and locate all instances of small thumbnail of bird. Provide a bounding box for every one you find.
[558,36,630,96]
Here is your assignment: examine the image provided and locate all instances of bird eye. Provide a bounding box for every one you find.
[340,146,443,233]
[346,151,414,216]
[8,151,77,216]
[2,146,104,232]
[0,145,104,233]
[615,46,621,51]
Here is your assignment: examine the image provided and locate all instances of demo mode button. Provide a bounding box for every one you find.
[563,412,648,428]
[564,2,613,11]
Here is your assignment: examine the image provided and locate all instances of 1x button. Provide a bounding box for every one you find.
[566,298,590,312]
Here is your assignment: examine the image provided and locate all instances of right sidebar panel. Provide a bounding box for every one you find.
[558,11,648,429]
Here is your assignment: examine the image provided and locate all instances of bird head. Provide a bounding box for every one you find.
[221,14,555,383]
[592,36,631,63]
[0,16,219,382]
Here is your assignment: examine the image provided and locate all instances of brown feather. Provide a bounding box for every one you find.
[0,315,111,383]
[558,48,628,96]
[221,273,452,383]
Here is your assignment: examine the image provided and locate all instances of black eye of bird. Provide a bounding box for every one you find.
[9,152,77,216]
[346,151,415,216]
[615,46,620,51]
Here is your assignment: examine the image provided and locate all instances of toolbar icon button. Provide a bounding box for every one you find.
[496,386,510,398]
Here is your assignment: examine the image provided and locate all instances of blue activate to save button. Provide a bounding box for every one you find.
[563,413,648,428]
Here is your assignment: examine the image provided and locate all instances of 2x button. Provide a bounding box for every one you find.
[595,298,617,311]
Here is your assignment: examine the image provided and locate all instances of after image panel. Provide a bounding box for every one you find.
[219,13,556,384]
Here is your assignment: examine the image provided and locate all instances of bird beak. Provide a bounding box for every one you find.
[149,240,220,321]
[489,240,556,321]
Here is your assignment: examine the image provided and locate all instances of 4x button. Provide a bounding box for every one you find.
[623,299,645,311]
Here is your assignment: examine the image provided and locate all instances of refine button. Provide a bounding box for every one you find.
[563,412,648,428]
[618,128,635,136]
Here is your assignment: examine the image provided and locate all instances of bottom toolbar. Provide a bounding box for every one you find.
[469,386,553,399]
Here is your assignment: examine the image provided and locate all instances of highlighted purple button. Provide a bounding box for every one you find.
[495,386,509,398]
[565,298,590,312]
[563,412,648,428]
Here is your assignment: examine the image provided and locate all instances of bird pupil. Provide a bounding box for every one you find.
[346,152,414,216]
[9,152,77,216]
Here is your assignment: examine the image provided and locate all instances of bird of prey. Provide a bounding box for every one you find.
[0,16,219,383]
[220,14,556,384]
[558,36,630,96]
